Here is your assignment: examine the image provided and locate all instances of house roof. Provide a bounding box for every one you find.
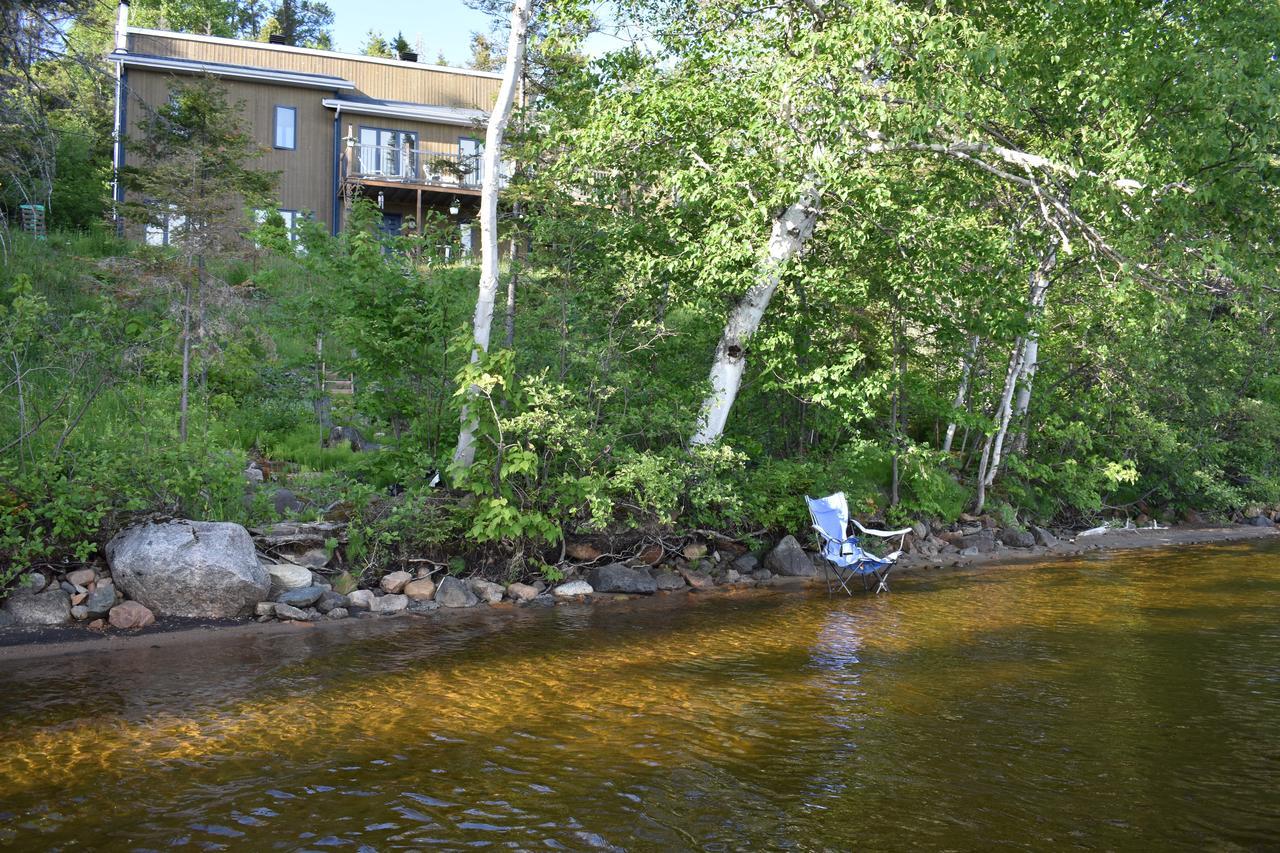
[108,50,356,90]
[322,96,487,127]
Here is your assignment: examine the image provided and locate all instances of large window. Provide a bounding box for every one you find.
[274,105,296,150]
[358,127,418,179]
[144,204,185,246]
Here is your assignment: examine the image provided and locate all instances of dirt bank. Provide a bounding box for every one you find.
[1,522,1275,663]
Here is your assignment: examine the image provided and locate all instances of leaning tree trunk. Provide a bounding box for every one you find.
[452,0,533,469]
[942,333,980,453]
[690,184,822,446]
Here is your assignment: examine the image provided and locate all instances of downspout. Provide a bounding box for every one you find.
[111,0,131,235]
[331,100,341,235]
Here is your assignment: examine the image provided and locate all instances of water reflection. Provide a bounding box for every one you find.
[1,542,1278,850]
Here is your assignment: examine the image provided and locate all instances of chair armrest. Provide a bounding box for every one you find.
[851,519,913,538]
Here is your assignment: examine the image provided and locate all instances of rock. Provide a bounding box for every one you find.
[506,582,538,602]
[552,580,594,598]
[731,553,759,574]
[265,562,313,594]
[326,607,349,619]
[999,528,1036,549]
[67,568,96,587]
[636,545,664,566]
[469,578,506,604]
[244,465,264,483]
[407,599,439,614]
[720,569,741,585]
[435,576,480,608]
[1183,509,1207,525]
[326,424,370,451]
[531,580,547,593]
[272,488,304,517]
[565,540,602,561]
[376,594,408,614]
[71,591,88,606]
[273,602,310,621]
[1248,515,1274,527]
[0,609,13,629]
[911,521,929,540]
[764,536,817,577]
[84,584,118,618]
[676,565,715,590]
[87,618,104,630]
[108,601,155,629]
[275,585,325,608]
[255,602,276,617]
[1031,525,1059,548]
[404,578,437,601]
[23,572,48,593]
[3,587,72,626]
[959,546,980,557]
[586,562,657,595]
[380,570,412,594]
[346,589,377,612]
[70,605,89,621]
[654,571,685,591]
[105,521,269,619]
[60,581,78,595]
[332,571,359,595]
[962,528,998,554]
[293,548,330,569]
[316,590,347,613]
[751,568,772,582]
[681,542,708,560]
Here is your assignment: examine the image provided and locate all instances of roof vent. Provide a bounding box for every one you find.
[268,34,287,45]
[399,51,418,63]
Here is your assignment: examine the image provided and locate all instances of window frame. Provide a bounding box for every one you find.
[273,105,297,150]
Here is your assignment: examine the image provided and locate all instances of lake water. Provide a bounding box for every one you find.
[2,541,1278,850]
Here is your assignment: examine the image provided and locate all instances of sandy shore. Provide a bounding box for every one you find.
[1,522,1275,663]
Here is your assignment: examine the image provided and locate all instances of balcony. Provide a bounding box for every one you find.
[339,141,508,195]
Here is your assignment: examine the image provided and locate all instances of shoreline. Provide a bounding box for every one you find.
[1,522,1274,664]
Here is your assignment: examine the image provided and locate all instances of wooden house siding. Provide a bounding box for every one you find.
[127,31,501,108]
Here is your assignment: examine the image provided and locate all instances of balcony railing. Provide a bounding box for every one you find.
[340,142,509,191]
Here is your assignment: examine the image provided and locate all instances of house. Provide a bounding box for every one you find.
[107,0,501,249]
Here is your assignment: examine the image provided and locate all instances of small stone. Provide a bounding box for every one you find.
[764,536,816,577]
[67,568,96,587]
[721,569,741,584]
[999,528,1036,549]
[1031,525,1059,547]
[407,599,439,614]
[506,582,538,602]
[676,565,715,590]
[3,587,72,626]
[751,568,772,582]
[332,571,359,595]
[274,602,310,621]
[244,465,264,483]
[255,602,277,617]
[435,576,480,608]
[316,591,347,613]
[326,607,349,619]
[71,592,88,606]
[654,571,685,591]
[531,580,547,593]
[731,553,758,574]
[291,548,330,568]
[267,562,313,593]
[88,618,104,630]
[346,589,377,612]
[469,578,505,604]
[108,601,155,629]
[376,594,408,614]
[911,521,929,540]
[61,581,78,595]
[272,487,303,516]
[85,584,118,618]
[380,570,412,594]
[552,580,594,598]
[1249,515,1273,527]
[404,578,436,600]
[586,562,657,594]
[70,605,89,620]
[24,573,48,594]
[959,546,979,557]
[681,542,708,560]
[275,585,325,608]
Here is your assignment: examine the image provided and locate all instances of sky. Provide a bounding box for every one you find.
[324,0,496,65]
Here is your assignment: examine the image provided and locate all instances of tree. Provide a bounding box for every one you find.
[391,32,411,58]
[452,0,534,469]
[466,33,504,72]
[259,0,333,48]
[120,79,276,440]
[360,31,393,59]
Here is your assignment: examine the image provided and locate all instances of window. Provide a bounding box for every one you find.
[145,205,185,246]
[253,207,309,251]
[274,105,296,150]
[358,126,418,178]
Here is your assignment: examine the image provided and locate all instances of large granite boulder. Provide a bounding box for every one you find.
[764,535,817,577]
[435,576,480,608]
[586,562,657,594]
[105,520,269,619]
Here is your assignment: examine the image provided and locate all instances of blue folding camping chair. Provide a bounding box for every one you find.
[806,492,911,594]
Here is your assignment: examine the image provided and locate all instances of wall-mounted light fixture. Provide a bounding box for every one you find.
[377,191,385,210]
[449,197,460,216]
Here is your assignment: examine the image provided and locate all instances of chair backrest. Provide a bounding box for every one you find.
[806,492,851,550]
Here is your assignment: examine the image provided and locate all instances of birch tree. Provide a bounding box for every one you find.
[452,0,533,469]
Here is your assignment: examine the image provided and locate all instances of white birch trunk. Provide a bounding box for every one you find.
[942,333,980,453]
[984,241,1057,485]
[452,0,533,469]
[690,184,822,446]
